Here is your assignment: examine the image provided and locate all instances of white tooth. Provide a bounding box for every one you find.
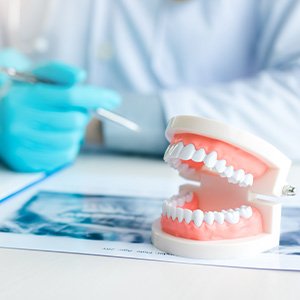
[171,206,177,220]
[178,164,189,173]
[166,204,172,218]
[176,198,185,206]
[243,174,254,186]
[233,169,245,183]
[240,206,252,218]
[228,177,238,184]
[222,166,234,178]
[204,151,218,169]
[171,142,184,158]
[162,202,168,216]
[184,192,193,203]
[171,200,177,207]
[224,211,240,224]
[176,207,184,222]
[169,158,181,169]
[164,144,175,161]
[179,144,195,160]
[192,148,206,162]
[214,159,227,173]
[204,211,214,225]
[214,212,225,224]
[184,209,193,224]
[168,143,178,155]
[192,210,204,227]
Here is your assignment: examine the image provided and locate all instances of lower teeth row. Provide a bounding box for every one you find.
[162,201,252,226]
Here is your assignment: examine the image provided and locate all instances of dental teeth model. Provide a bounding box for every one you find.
[152,115,295,259]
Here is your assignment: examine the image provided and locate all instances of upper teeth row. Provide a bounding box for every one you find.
[162,201,253,226]
[164,142,254,187]
[168,192,193,206]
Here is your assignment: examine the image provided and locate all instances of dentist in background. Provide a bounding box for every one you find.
[0,0,300,172]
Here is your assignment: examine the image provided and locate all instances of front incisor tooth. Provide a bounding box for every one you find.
[162,202,168,216]
[192,148,206,162]
[166,204,172,218]
[171,206,177,220]
[214,159,227,173]
[176,207,184,222]
[179,144,195,160]
[204,211,214,225]
[184,209,193,224]
[192,210,204,227]
[204,151,218,169]
[171,142,184,158]
[163,144,174,161]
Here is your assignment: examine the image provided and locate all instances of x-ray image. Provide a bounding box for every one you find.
[0,191,163,243]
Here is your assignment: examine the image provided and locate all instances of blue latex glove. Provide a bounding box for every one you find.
[0,50,121,172]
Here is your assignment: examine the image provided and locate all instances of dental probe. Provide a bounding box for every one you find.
[0,67,140,132]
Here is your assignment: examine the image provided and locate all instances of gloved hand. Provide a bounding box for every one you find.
[0,49,121,172]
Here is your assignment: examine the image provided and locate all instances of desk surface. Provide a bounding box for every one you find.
[0,154,300,300]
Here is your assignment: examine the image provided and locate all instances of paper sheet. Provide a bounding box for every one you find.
[0,154,300,271]
[0,163,45,200]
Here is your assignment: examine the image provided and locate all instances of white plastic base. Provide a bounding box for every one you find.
[152,219,279,259]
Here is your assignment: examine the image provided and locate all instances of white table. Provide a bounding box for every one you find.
[0,154,300,300]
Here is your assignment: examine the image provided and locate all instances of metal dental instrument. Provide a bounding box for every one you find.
[0,67,140,132]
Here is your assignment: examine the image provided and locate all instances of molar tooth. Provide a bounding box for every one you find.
[204,151,218,169]
[192,210,204,227]
[204,211,215,225]
[179,144,196,160]
[176,208,184,222]
[171,142,184,158]
[240,206,253,218]
[192,148,206,162]
[243,174,254,186]
[183,209,193,224]
[214,212,225,224]
[228,177,238,184]
[214,159,227,173]
[171,206,177,220]
[224,211,240,224]
[233,169,245,183]
[222,166,234,178]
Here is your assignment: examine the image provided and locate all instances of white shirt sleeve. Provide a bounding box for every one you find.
[102,92,168,156]
[161,1,300,161]
[104,2,300,161]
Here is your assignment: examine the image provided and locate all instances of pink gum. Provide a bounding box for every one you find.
[161,207,263,241]
[172,133,268,178]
